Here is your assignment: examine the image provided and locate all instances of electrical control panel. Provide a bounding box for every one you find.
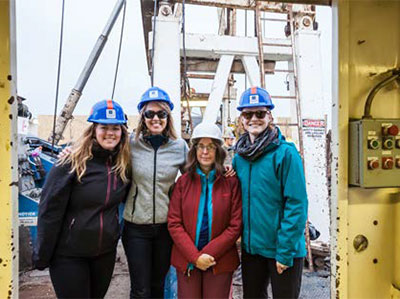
[349,119,400,188]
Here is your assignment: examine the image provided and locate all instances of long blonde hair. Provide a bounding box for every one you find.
[58,123,131,183]
[135,101,177,140]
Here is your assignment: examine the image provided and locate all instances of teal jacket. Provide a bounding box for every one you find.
[232,129,308,267]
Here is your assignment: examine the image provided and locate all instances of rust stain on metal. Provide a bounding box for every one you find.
[357,39,366,45]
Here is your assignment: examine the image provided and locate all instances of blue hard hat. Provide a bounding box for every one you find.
[237,86,275,111]
[87,99,127,125]
[137,86,174,112]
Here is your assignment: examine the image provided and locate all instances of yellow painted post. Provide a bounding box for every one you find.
[331,1,350,297]
[0,0,18,298]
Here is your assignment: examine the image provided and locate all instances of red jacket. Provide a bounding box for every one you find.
[168,171,242,274]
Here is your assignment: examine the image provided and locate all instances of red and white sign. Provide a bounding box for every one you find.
[302,119,325,128]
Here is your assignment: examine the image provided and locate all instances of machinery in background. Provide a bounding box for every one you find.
[17,115,63,269]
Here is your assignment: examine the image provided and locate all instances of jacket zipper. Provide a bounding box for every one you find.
[205,178,209,243]
[210,175,220,242]
[152,149,158,224]
[131,185,138,219]
[67,218,75,244]
[69,218,75,229]
[248,163,252,254]
[113,173,117,191]
[99,158,112,253]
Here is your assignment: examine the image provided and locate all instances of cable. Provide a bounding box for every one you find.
[51,0,66,153]
[182,0,193,132]
[111,0,127,99]
[363,69,400,119]
[244,9,248,89]
[150,0,159,87]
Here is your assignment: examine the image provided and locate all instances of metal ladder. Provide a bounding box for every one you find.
[255,3,314,271]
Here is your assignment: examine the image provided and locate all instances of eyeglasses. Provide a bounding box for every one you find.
[195,144,217,152]
[241,110,270,120]
[144,110,168,119]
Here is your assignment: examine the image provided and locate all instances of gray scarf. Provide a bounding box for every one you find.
[234,126,278,162]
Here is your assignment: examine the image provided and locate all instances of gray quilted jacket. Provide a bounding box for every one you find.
[123,134,188,224]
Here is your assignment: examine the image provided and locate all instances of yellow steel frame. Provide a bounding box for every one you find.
[332,0,400,298]
[0,0,18,298]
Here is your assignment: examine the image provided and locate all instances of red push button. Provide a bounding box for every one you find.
[368,159,379,170]
[382,125,399,136]
[382,157,394,169]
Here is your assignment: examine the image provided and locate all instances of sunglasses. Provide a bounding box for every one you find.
[144,110,168,119]
[241,110,271,120]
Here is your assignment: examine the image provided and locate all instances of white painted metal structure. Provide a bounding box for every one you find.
[149,2,330,242]
[202,55,234,123]
[295,29,330,243]
[151,5,182,136]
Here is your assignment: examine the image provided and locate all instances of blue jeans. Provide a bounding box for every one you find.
[122,222,172,298]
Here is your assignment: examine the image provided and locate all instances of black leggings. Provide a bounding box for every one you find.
[49,250,116,299]
[122,222,172,299]
[242,250,303,299]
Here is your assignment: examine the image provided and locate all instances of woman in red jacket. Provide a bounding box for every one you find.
[168,122,242,299]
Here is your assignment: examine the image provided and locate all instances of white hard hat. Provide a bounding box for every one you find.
[191,122,223,143]
[222,128,235,139]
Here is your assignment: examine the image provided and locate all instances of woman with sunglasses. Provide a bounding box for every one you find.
[168,122,242,299]
[33,100,131,298]
[232,87,308,299]
[122,86,189,298]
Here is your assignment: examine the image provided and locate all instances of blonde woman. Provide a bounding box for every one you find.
[33,100,131,299]
[122,86,189,299]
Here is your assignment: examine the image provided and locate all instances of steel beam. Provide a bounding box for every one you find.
[202,55,234,123]
[185,57,275,74]
[152,11,182,136]
[174,0,330,10]
[240,55,261,87]
[178,33,292,61]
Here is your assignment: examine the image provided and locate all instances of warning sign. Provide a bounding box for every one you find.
[302,119,326,138]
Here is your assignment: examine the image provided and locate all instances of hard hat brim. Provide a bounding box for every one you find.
[137,99,174,112]
[88,118,127,125]
[237,103,275,111]
[191,135,223,144]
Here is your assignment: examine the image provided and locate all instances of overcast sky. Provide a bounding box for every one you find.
[16,0,332,119]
